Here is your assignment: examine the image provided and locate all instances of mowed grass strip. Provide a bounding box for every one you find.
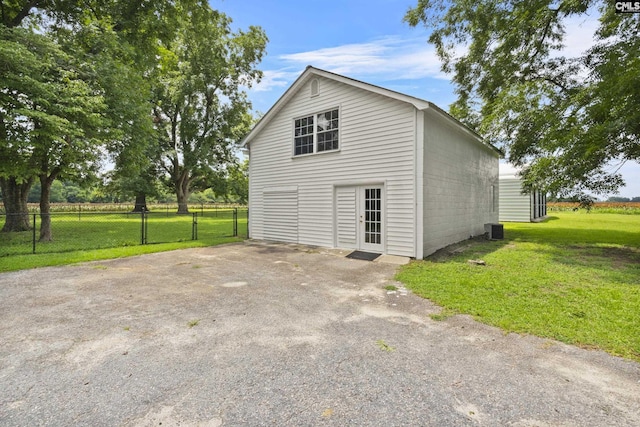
[396,212,640,362]
[0,210,247,272]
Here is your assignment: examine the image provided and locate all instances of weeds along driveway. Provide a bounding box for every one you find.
[1,241,639,426]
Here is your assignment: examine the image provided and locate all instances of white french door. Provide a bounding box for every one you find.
[358,186,384,252]
[336,185,385,252]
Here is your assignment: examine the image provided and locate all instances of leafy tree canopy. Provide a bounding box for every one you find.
[151,4,266,213]
[0,0,187,232]
[405,1,639,199]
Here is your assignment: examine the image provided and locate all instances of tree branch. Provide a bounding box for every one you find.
[6,0,42,28]
[527,73,571,93]
[529,6,562,64]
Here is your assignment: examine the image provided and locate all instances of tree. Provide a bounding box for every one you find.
[151,5,267,213]
[1,2,94,232]
[1,1,177,237]
[1,26,106,236]
[227,159,249,204]
[107,165,162,211]
[405,1,639,200]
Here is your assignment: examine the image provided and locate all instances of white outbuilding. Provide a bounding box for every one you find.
[241,66,501,258]
[499,164,547,222]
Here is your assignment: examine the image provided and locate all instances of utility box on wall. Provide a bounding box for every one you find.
[485,223,504,240]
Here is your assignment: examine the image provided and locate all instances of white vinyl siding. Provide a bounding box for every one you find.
[422,109,499,256]
[248,76,416,256]
[499,177,531,222]
[499,177,547,222]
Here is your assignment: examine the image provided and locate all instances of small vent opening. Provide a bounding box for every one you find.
[310,79,319,97]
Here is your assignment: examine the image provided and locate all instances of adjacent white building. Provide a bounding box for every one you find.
[499,164,547,222]
[242,67,501,258]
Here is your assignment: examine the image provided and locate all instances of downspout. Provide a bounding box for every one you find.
[245,143,251,239]
[415,109,425,259]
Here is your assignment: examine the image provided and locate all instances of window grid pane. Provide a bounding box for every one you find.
[316,109,339,153]
[294,115,314,156]
[364,187,381,245]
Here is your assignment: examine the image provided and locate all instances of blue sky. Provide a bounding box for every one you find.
[210,0,640,199]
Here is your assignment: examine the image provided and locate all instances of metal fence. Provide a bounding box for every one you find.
[0,207,248,256]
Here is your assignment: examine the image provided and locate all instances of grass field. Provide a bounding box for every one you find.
[0,208,247,272]
[396,211,640,362]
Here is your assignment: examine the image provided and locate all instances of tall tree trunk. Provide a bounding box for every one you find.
[176,172,190,214]
[132,192,148,212]
[0,176,33,232]
[38,174,54,242]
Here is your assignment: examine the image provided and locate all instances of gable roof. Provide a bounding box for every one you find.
[241,66,501,156]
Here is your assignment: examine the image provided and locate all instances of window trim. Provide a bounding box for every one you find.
[292,107,340,157]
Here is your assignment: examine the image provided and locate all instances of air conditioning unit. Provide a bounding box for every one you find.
[485,223,504,240]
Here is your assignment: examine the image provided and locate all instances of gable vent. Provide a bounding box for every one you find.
[310,79,319,97]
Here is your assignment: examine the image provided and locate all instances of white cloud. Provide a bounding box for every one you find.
[275,36,446,83]
[556,12,600,58]
[260,11,601,96]
[499,160,521,177]
[252,69,302,92]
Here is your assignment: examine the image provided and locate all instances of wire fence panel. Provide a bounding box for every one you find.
[0,207,248,257]
[0,219,34,257]
[145,212,196,244]
[197,208,244,241]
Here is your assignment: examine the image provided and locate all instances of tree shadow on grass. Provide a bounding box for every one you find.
[425,235,511,263]
[537,244,640,278]
[423,222,639,286]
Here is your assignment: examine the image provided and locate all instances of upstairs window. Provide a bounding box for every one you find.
[294,108,339,156]
[294,116,314,155]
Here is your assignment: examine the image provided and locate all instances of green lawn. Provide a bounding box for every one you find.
[396,212,640,362]
[0,209,247,272]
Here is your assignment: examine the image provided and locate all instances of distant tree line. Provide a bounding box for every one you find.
[550,196,640,203]
[0,159,248,205]
[606,196,640,203]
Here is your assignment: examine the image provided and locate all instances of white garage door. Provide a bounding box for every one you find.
[263,187,298,243]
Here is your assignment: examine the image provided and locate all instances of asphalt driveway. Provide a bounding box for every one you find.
[1,241,639,426]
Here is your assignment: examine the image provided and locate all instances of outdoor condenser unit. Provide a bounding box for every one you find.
[484,223,504,240]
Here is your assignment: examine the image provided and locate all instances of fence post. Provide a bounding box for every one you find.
[192,212,198,240]
[32,213,36,254]
[140,208,147,245]
[246,207,249,237]
[78,205,81,221]
[233,208,238,237]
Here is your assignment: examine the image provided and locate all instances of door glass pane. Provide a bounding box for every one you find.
[363,187,381,245]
